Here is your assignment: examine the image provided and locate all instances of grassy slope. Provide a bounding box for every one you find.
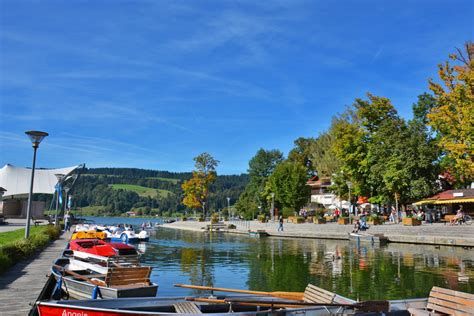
[146,177,180,184]
[0,226,48,246]
[110,184,172,198]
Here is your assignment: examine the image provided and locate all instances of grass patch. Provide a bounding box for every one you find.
[110,184,173,198]
[146,177,181,184]
[0,225,61,274]
[0,226,48,246]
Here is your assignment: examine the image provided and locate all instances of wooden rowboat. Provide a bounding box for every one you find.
[51,257,158,299]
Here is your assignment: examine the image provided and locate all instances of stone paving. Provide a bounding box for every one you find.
[0,229,71,315]
[0,218,49,233]
[163,220,474,247]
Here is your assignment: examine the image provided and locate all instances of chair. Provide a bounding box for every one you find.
[408,286,474,316]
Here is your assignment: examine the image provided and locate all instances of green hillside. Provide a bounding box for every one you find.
[146,177,181,184]
[111,184,172,198]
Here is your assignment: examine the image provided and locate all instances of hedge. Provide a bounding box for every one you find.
[0,225,61,275]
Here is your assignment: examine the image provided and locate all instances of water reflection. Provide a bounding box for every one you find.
[139,228,473,300]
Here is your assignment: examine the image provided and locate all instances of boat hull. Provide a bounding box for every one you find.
[52,271,158,299]
[348,233,388,245]
[36,297,352,316]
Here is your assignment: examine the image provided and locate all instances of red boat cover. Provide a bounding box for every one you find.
[69,239,117,257]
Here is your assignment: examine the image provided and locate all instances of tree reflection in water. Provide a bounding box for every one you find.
[140,228,474,300]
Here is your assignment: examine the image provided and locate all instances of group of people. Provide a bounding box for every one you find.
[352,213,369,233]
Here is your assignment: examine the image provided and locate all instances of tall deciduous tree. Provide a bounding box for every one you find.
[288,137,317,176]
[310,125,342,178]
[182,153,219,214]
[266,161,310,216]
[235,149,283,217]
[428,42,474,187]
[331,94,439,208]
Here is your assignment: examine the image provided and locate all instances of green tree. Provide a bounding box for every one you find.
[428,42,474,187]
[331,94,439,208]
[310,126,342,177]
[235,149,283,217]
[288,137,317,176]
[266,161,310,216]
[182,153,219,215]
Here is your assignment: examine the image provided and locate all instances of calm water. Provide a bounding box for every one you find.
[86,217,474,300]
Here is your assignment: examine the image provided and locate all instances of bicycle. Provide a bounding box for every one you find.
[461,214,472,225]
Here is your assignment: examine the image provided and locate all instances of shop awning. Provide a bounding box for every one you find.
[433,198,474,204]
[413,200,435,205]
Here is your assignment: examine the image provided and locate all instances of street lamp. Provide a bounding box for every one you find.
[226,197,230,220]
[202,201,206,220]
[270,193,275,221]
[54,174,65,227]
[346,181,352,215]
[25,130,48,238]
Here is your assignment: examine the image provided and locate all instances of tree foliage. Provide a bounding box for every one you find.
[266,161,310,216]
[235,149,283,217]
[288,137,317,176]
[428,42,474,187]
[182,153,219,212]
[331,94,439,206]
[310,126,342,178]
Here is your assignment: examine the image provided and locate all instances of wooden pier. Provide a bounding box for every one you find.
[0,231,71,315]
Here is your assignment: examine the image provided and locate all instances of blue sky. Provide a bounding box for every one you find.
[0,1,473,174]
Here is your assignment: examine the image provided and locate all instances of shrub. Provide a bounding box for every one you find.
[30,233,49,248]
[295,216,305,223]
[181,216,187,221]
[44,225,61,240]
[14,239,35,257]
[0,225,61,275]
[211,213,219,224]
[0,251,12,275]
[228,224,236,229]
[257,215,267,223]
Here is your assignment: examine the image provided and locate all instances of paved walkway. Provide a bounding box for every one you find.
[0,230,71,315]
[0,218,50,233]
[163,220,474,247]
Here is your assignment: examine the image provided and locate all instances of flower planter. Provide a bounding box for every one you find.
[402,217,421,226]
[337,218,349,225]
[368,218,382,225]
[324,216,334,222]
[313,218,326,224]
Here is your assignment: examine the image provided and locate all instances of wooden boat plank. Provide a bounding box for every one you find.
[173,302,202,314]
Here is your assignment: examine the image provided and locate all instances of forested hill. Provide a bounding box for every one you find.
[72,168,249,216]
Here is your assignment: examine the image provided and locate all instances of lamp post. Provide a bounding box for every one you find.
[270,193,275,221]
[25,131,48,238]
[346,181,352,215]
[226,197,230,220]
[54,174,65,227]
[202,201,206,220]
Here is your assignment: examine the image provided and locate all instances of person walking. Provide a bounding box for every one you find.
[64,211,71,232]
[277,215,284,232]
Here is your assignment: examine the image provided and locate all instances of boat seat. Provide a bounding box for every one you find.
[106,266,152,287]
[173,302,202,314]
[408,286,474,316]
[303,284,336,304]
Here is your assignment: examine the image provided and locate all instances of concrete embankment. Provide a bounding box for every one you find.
[0,230,72,316]
[162,220,474,247]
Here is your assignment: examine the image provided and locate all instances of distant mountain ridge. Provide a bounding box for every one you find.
[72,167,249,216]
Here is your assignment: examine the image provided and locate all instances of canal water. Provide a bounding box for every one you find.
[87,217,474,300]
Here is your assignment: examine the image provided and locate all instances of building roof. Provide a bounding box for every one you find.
[0,164,82,198]
[307,176,332,188]
[414,189,474,205]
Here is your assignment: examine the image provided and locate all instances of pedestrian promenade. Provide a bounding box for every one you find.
[0,230,71,315]
[163,220,474,247]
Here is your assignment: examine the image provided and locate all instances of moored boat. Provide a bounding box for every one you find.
[348,232,388,245]
[51,257,158,299]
